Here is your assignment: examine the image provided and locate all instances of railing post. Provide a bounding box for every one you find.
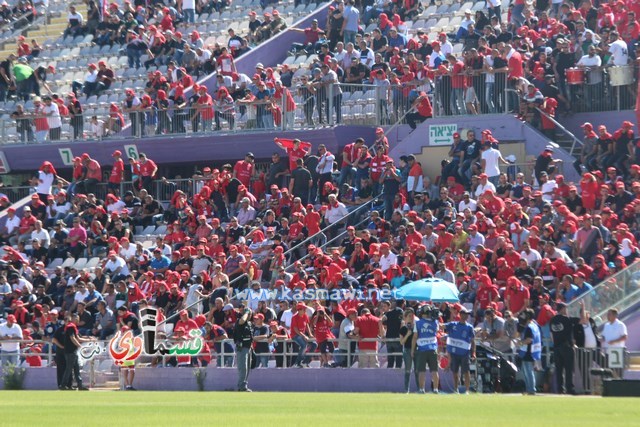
[328,83,334,126]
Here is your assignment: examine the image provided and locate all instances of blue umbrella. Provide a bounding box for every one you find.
[393,278,460,303]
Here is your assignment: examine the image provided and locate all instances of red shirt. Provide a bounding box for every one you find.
[290,312,309,337]
[19,215,36,234]
[536,304,556,326]
[86,159,102,180]
[139,159,157,177]
[505,285,529,313]
[370,154,390,181]
[287,147,309,172]
[507,50,524,80]
[341,143,360,167]
[304,211,321,235]
[175,318,199,333]
[233,160,253,187]
[356,313,380,350]
[109,159,124,184]
[314,315,335,343]
[452,61,466,88]
[476,285,499,309]
[416,92,433,117]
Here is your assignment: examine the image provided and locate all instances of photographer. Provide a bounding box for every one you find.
[378,159,401,221]
[233,306,254,392]
[517,308,542,395]
[411,305,440,394]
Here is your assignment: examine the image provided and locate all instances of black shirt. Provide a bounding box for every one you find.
[63,324,80,354]
[291,167,312,196]
[549,314,576,346]
[267,159,287,187]
[383,307,403,338]
[399,324,413,350]
[53,325,66,355]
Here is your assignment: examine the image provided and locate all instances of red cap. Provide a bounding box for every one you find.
[580,122,593,130]
[112,150,121,157]
[622,120,635,127]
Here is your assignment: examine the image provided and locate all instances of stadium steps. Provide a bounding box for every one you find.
[0,1,87,59]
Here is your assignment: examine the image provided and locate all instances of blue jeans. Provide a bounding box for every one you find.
[293,335,317,366]
[183,8,195,23]
[339,166,356,187]
[259,114,274,129]
[485,82,496,113]
[1,350,19,366]
[256,355,269,368]
[452,88,466,114]
[511,4,525,26]
[522,360,536,393]
[127,48,143,68]
[236,347,251,390]
[343,30,357,45]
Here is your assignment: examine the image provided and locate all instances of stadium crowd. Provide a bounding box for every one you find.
[0,0,636,393]
[5,0,640,140]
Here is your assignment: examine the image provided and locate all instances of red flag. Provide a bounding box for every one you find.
[274,137,312,150]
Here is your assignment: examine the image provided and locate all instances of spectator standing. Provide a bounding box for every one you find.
[601,308,627,349]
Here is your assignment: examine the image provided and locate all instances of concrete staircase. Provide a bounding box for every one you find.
[0,1,87,59]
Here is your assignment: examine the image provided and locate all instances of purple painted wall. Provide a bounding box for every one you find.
[388,115,580,183]
[558,110,635,140]
[198,4,331,93]
[0,125,375,172]
[132,367,457,392]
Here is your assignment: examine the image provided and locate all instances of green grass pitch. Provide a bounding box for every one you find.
[0,391,638,426]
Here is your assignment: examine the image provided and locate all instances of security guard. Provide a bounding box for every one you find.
[444,306,475,393]
[549,302,576,394]
[411,305,440,394]
[234,307,254,392]
[518,308,542,395]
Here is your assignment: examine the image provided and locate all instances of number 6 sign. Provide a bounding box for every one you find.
[124,145,139,161]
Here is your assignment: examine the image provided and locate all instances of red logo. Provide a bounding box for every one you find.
[108,330,143,366]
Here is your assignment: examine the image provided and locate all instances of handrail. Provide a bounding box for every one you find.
[566,260,640,324]
[284,202,377,271]
[281,194,382,263]
[159,195,383,326]
[535,107,584,157]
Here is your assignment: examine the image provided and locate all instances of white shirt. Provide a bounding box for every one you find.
[484,55,496,83]
[0,322,23,352]
[481,147,501,177]
[379,252,398,272]
[459,198,477,212]
[85,69,98,83]
[520,248,542,267]
[44,102,62,128]
[474,181,496,198]
[608,39,629,66]
[107,200,126,213]
[31,229,50,248]
[182,0,195,8]
[577,54,602,84]
[67,11,83,24]
[583,323,598,349]
[460,17,475,30]
[540,181,557,202]
[280,309,294,329]
[440,41,453,57]
[4,216,20,235]
[13,278,32,293]
[37,171,54,195]
[74,289,89,302]
[601,319,627,349]
[90,119,105,138]
[119,244,137,261]
[316,152,335,175]
[468,232,485,252]
[325,202,349,224]
[104,256,130,276]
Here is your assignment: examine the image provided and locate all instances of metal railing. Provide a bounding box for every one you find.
[1,64,638,145]
[535,107,583,157]
[567,260,640,325]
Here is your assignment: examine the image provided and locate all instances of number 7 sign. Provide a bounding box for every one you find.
[58,148,75,166]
